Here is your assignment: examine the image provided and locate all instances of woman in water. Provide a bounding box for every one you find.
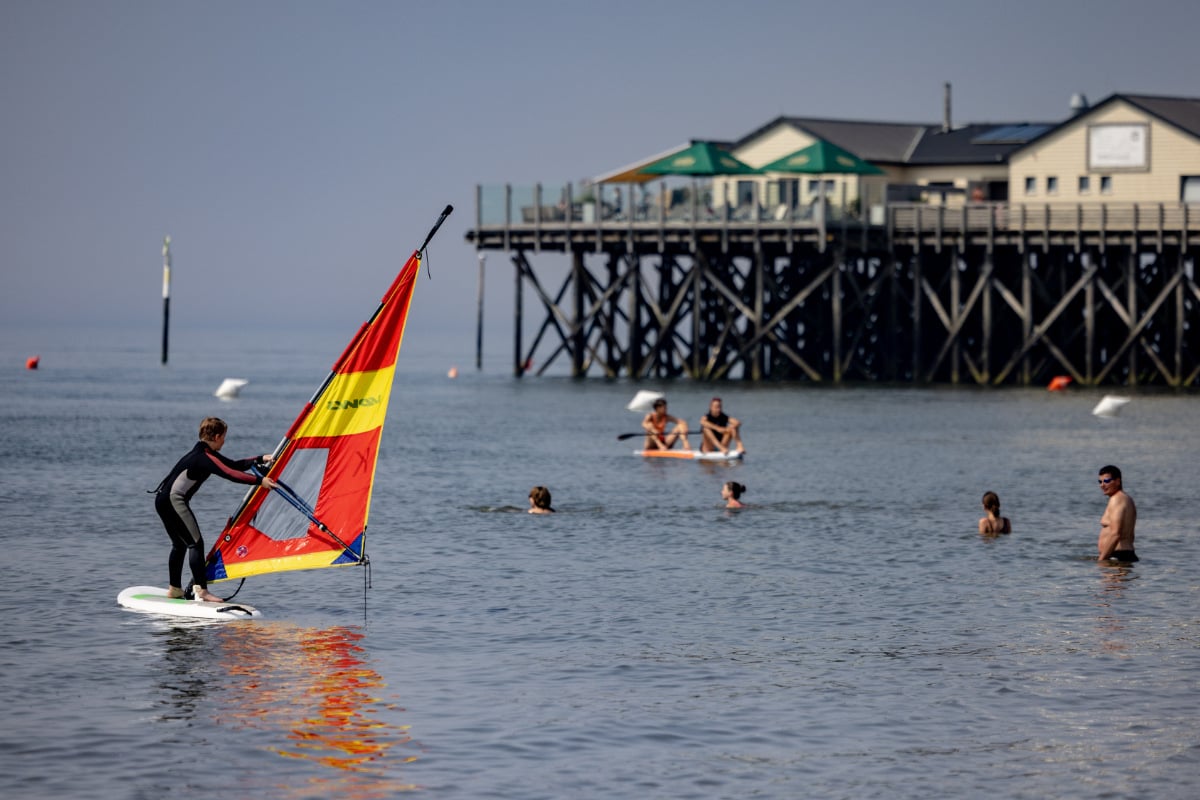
[528,485,556,514]
[722,481,746,509]
[978,491,1012,535]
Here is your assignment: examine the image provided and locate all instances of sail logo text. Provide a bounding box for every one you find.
[326,395,383,411]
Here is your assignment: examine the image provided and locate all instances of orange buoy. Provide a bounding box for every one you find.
[447,366,458,379]
[25,356,39,370]
[1047,375,1072,391]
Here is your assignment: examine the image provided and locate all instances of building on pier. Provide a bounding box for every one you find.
[466,93,1200,386]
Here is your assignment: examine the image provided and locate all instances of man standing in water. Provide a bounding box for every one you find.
[1097,464,1138,562]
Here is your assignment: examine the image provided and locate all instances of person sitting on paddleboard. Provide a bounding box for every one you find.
[642,398,690,451]
[528,485,555,514]
[722,481,746,509]
[978,491,1011,535]
[153,417,277,603]
[699,396,744,455]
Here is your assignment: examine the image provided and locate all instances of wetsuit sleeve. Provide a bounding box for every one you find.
[203,450,263,485]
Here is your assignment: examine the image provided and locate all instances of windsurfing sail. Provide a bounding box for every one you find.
[206,205,453,583]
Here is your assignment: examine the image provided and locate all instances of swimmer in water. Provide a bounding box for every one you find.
[528,485,555,514]
[978,491,1011,535]
[722,481,746,509]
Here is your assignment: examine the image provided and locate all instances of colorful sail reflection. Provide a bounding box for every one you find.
[216,625,421,796]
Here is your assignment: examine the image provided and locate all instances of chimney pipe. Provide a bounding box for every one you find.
[943,82,952,133]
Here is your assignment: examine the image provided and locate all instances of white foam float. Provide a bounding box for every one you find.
[1092,394,1131,417]
[215,378,249,399]
[626,390,665,413]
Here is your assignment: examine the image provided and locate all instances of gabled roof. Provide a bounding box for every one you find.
[1112,94,1200,139]
[736,115,1055,167]
[1008,93,1200,155]
[735,116,927,164]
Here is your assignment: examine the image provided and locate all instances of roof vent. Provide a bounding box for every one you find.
[1069,93,1089,115]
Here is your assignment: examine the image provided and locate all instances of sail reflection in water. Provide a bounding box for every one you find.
[212,624,421,796]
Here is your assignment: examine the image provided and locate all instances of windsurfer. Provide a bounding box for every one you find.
[154,417,277,602]
[642,398,690,451]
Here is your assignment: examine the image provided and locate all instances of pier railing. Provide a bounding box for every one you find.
[474,183,1198,253]
[468,184,1200,385]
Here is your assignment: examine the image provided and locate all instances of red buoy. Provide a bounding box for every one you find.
[25,356,39,370]
[1047,375,1071,391]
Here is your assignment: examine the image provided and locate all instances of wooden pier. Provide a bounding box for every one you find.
[466,188,1200,386]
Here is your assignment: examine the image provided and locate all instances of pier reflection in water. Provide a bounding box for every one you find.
[211,623,420,797]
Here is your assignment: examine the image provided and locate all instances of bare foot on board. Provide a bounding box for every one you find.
[193,587,223,603]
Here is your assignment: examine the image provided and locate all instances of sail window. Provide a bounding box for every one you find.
[252,448,329,541]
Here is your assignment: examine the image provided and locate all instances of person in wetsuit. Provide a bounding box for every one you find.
[154,417,277,602]
[1097,464,1138,563]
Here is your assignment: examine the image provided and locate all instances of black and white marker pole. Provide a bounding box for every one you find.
[161,235,171,365]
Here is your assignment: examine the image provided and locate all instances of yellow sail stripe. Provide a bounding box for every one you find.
[293,365,394,439]
[220,552,357,581]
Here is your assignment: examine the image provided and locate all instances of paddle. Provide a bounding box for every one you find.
[616,431,692,441]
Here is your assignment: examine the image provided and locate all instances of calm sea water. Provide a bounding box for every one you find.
[1,325,1197,799]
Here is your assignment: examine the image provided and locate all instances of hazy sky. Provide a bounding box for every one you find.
[2,0,1197,356]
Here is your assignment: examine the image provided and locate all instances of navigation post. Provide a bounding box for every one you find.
[161,235,171,365]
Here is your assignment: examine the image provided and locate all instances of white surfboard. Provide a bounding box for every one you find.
[117,585,262,620]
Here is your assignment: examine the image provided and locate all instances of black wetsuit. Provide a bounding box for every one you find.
[153,441,263,592]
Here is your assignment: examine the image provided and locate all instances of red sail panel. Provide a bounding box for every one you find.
[206,251,420,583]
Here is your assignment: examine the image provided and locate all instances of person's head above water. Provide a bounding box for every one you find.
[529,485,554,512]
